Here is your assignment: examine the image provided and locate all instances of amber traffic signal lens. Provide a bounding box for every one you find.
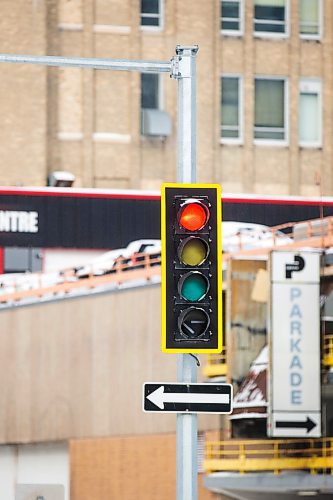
[179,201,208,231]
[178,237,209,266]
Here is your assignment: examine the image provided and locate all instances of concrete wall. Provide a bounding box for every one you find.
[0,283,218,443]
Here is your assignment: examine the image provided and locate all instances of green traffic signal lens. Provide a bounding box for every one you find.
[178,271,209,302]
[178,236,209,266]
[178,307,210,338]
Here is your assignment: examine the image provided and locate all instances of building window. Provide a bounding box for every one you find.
[299,79,322,147]
[221,0,243,34]
[141,73,172,136]
[299,0,321,39]
[221,76,242,142]
[254,0,287,36]
[141,0,163,29]
[254,78,287,143]
[141,73,160,110]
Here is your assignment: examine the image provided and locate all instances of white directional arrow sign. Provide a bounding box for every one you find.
[143,382,233,414]
[272,412,321,438]
[147,386,230,409]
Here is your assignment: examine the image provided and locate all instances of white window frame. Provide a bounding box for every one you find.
[220,74,243,145]
[254,76,289,147]
[299,0,322,41]
[254,0,289,39]
[299,78,322,148]
[141,72,163,111]
[140,0,164,32]
[220,0,244,36]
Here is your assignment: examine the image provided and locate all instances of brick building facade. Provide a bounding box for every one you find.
[0,0,331,193]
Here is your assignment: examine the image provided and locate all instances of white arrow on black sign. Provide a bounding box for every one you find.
[143,382,233,414]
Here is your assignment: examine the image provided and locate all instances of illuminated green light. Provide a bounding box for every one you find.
[179,271,209,302]
[178,237,209,266]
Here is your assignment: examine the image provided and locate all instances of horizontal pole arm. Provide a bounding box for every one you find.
[0,53,172,73]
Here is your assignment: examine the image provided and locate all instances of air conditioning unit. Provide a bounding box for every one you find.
[48,171,75,188]
[141,109,172,137]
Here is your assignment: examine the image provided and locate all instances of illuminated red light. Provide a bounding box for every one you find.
[179,202,208,231]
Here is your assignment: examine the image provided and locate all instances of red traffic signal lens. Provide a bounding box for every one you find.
[179,201,209,231]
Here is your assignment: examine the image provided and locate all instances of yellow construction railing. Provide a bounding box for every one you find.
[202,349,227,378]
[204,438,333,475]
[323,334,333,368]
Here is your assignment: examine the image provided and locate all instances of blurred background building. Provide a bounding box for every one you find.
[0,0,331,196]
[1,2,333,500]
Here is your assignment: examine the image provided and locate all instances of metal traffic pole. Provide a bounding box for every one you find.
[174,44,199,500]
[0,53,171,74]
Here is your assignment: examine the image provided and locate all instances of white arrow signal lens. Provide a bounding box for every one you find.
[178,307,210,338]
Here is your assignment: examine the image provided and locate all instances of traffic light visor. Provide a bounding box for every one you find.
[178,200,209,231]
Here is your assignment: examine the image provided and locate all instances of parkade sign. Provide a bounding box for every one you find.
[268,251,321,438]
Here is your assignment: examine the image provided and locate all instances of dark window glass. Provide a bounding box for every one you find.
[141,17,159,26]
[141,0,160,27]
[142,0,159,14]
[222,2,239,18]
[254,22,285,33]
[141,73,159,109]
[221,77,240,139]
[222,20,239,30]
[221,0,240,31]
[254,1,286,34]
[255,5,285,22]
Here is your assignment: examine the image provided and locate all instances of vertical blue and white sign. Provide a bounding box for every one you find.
[268,251,321,438]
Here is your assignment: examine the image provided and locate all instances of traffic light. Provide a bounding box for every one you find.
[161,183,222,353]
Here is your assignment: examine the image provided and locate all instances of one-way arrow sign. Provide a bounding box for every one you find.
[271,412,321,437]
[275,416,317,433]
[143,383,233,414]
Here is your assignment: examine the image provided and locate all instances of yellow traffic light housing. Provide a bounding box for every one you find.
[161,183,222,353]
